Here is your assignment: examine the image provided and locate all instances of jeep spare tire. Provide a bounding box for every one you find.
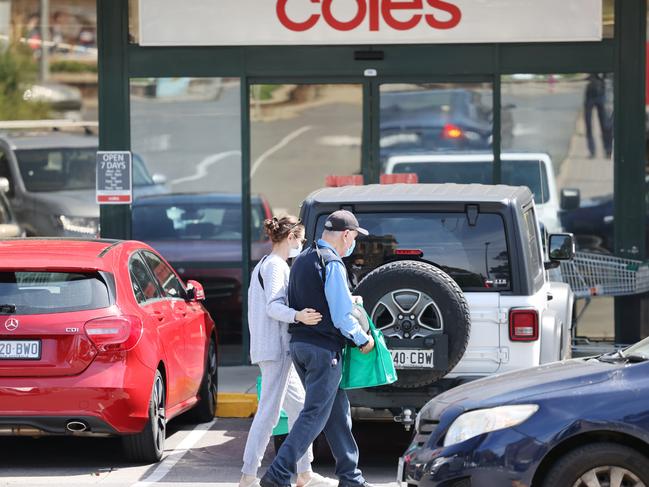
[354,260,471,389]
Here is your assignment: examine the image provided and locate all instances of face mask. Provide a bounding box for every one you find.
[289,242,303,259]
[344,238,356,258]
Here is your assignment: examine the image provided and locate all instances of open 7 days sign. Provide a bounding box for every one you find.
[96,151,132,205]
[139,0,602,47]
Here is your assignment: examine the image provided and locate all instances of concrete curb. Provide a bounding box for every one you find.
[216,393,258,418]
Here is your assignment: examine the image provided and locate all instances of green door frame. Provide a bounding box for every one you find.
[99,0,647,361]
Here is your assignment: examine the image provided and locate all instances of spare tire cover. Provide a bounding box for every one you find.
[354,260,471,389]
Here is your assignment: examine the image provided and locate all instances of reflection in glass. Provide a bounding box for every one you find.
[130,77,245,364]
[379,83,495,172]
[501,73,615,339]
[250,84,362,216]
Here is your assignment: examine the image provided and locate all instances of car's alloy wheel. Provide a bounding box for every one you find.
[188,338,218,423]
[572,466,645,487]
[372,288,443,340]
[151,374,166,454]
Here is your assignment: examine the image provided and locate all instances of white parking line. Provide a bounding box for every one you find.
[251,126,312,178]
[130,419,216,487]
[170,151,241,186]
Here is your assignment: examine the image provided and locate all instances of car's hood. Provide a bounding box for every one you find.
[29,190,98,218]
[141,239,272,263]
[423,359,618,419]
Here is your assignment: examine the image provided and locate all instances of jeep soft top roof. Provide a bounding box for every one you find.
[305,183,533,206]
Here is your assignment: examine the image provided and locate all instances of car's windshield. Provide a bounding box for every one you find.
[15,149,154,192]
[381,90,462,113]
[622,336,649,358]
[315,212,511,291]
[132,200,266,241]
[0,272,111,315]
[391,159,550,204]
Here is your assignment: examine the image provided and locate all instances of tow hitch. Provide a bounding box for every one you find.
[394,407,416,431]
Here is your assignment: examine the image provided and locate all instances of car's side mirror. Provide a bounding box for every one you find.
[186,280,205,302]
[152,173,167,185]
[548,233,576,262]
[0,177,9,194]
[560,188,581,210]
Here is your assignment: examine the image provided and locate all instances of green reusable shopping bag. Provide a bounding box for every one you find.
[340,306,398,390]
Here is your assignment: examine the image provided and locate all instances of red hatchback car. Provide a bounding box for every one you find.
[0,239,218,462]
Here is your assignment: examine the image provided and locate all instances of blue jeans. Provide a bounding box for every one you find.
[262,341,364,485]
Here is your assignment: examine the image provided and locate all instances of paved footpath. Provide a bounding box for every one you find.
[0,418,406,486]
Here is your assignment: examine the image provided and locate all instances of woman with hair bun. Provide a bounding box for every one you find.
[241,216,334,487]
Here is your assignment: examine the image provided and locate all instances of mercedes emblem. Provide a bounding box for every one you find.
[4,318,18,332]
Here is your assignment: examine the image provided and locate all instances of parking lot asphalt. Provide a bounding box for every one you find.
[0,418,408,486]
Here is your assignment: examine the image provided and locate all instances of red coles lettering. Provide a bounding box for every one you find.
[276,0,462,32]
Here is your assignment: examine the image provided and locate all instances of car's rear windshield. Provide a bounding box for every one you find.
[315,212,511,291]
[0,272,111,315]
[132,201,266,241]
[391,160,550,204]
[15,149,154,192]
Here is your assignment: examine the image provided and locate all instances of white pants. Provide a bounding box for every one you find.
[242,355,314,476]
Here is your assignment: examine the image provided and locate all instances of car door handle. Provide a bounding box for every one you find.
[153,310,165,322]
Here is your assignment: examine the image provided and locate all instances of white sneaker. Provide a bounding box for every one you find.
[239,474,261,487]
[301,472,338,487]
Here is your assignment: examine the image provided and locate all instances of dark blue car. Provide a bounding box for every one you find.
[399,339,649,486]
[560,175,649,253]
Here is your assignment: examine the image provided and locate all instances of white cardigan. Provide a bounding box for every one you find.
[247,253,298,364]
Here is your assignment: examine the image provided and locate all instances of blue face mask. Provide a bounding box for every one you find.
[344,238,356,258]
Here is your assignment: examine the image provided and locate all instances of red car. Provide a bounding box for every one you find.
[0,238,218,462]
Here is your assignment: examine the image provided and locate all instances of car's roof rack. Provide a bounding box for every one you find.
[0,119,98,135]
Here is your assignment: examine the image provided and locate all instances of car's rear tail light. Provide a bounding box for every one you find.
[394,249,424,257]
[85,315,143,351]
[442,123,464,139]
[509,309,539,341]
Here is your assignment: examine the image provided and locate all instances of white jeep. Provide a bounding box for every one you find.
[299,183,575,427]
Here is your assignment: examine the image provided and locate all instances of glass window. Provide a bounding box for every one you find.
[523,208,543,279]
[15,148,96,192]
[603,0,614,39]
[0,272,110,314]
[131,77,243,364]
[388,158,550,205]
[315,212,511,292]
[250,83,362,216]
[132,196,268,242]
[130,270,147,304]
[142,251,186,299]
[130,255,162,302]
[0,196,9,224]
[379,82,494,177]
[502,73,615,337]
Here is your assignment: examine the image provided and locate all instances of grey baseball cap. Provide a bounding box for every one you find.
[324,210,368,236]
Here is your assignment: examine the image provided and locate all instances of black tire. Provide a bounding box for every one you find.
[122,370,166,463]
[543,443,649,487]
[188,337,218,423]
[355,260,471,389]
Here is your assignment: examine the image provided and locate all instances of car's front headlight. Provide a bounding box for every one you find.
[443,404,539,447]
[58,215,99,236]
